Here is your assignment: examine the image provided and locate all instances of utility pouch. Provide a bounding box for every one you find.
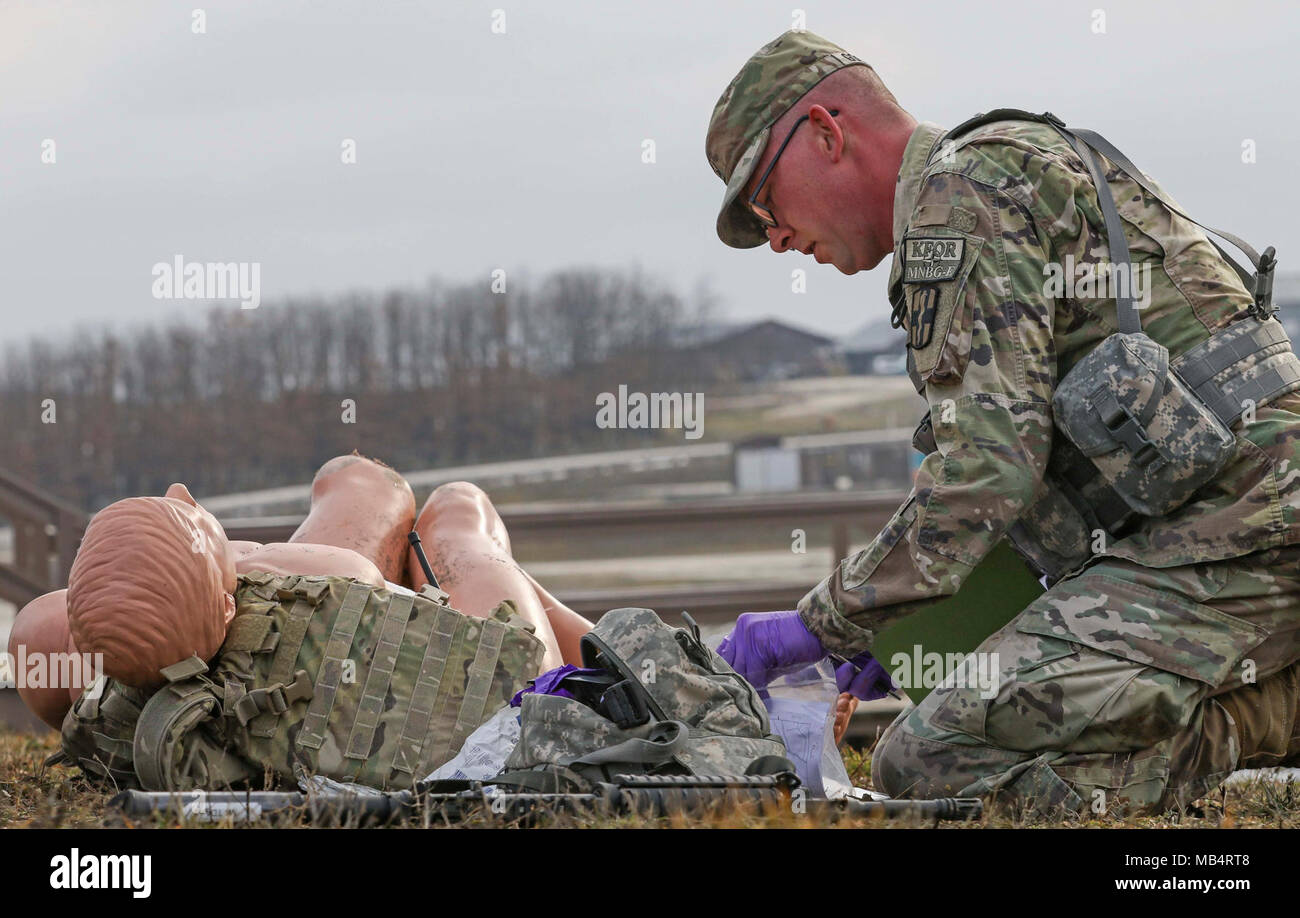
[1052,331,1235,517]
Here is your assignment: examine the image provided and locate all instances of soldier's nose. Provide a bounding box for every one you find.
[768,225,794,253]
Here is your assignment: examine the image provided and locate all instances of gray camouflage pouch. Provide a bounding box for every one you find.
[1053,331,1235,517]
[502,608,789,784]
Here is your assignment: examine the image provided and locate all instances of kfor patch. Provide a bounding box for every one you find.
[904,236,965,283]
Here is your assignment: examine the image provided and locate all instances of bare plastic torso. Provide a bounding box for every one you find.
[232,541,386,588]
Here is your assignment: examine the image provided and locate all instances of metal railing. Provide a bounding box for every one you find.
[0,469,86,608]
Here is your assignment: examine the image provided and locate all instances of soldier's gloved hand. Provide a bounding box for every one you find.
[834,652,897,701]
[716,610,826,689]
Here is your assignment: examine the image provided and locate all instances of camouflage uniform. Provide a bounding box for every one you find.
[707,32,1300,815]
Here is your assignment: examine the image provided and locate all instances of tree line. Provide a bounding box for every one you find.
[0,268,717,510]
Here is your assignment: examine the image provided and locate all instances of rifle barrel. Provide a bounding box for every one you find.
[110,786,983,824]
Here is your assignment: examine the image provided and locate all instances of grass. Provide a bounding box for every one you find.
[4,728,1298,829]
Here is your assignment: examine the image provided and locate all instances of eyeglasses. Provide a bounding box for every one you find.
[747,109,838,231]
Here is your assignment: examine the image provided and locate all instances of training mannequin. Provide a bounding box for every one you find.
[11,453,859,743]
[9,454,592,729]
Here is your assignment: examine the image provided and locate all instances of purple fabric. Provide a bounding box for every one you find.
[715,610,826,690]
[834,652,897,701]
[510,664,605,707]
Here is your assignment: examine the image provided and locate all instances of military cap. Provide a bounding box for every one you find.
[706,31,867,248]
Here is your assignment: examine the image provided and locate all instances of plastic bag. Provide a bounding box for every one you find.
[760,660,856,799]
[421,703,521,783]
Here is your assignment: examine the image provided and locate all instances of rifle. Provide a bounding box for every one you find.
[109,772,982,826]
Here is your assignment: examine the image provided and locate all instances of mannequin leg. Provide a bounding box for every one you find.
[289,454,416,582]
[412,482,593,670]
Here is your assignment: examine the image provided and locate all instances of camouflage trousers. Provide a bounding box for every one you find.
[871,545,1300,817]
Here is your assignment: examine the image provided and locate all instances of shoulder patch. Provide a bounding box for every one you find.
[947,206,977,233]
[901,228,984,384]
[907,287,939,349]
[903,236,965,283]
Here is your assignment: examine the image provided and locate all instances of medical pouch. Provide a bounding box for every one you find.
[1052,331,1235,518]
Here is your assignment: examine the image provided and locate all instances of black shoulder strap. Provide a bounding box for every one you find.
[937,109,1277,326]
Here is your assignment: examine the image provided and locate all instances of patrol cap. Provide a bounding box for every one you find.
[706,31,867,248]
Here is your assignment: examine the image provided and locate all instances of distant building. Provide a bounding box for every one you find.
[838,316,907,375]
[733,435,801,492]
[682,318,837,382]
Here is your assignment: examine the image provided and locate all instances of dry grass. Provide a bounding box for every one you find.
[3,728,1296,829]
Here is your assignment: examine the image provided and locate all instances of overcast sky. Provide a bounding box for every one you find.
[2,0,1296,348]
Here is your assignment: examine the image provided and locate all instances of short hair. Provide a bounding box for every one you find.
[846,64,900,109]
[804,64,903,117]
[762,64,908,147]
[67,497,230,688]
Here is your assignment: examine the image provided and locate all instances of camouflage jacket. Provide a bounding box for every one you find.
[800,117,1300,656]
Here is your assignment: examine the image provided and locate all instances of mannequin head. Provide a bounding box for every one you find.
[66,483,237,689]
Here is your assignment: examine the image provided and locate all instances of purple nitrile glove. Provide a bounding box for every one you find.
[510,664,605,707]
[834,651,898,701]
[716,610,827,690]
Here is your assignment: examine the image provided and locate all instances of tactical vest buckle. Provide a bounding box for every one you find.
[1099,401,1164,468]
[231,670,314,726]
[158,654,209,684]
[600,680,651,729]
[1252,246,1277,319]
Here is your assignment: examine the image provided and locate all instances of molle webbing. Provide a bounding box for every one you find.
[344,591,415,761]
[1174,319,1300,427]
[448,616,507,757]
[392,604,462,776]
[296,581,369,751]
[418,615,481,773]
[57,679,149,788]
[222,614,278,654]
[74,682,146,782]
[411,602,518,776]
[249,578,322,738]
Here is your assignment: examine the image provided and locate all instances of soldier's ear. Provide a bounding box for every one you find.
[165,482,198,507]
[223,591,236,626]
[808,104,844,162]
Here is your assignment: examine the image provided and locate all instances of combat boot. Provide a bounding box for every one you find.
[1216,660,1300,768]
